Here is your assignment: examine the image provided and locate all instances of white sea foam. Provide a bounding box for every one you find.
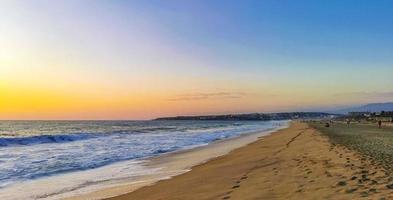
[0,159,161,200]
[0,120,289,199]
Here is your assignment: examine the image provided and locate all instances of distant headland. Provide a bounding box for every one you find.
[155,112,338,121]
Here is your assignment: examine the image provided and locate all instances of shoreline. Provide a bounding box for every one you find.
[65,122,289,200]
[107,122,393,200]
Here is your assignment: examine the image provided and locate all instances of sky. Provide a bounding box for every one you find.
[1,0,393,120]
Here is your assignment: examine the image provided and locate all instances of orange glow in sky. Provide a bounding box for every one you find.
[1,1,393,119]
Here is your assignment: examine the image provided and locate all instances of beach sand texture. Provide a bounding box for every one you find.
[108,122,393,200]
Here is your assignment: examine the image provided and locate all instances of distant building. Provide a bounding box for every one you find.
[380,111,393,117]
[348,112,371,117]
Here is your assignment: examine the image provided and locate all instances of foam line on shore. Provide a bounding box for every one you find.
[66,122,289,200]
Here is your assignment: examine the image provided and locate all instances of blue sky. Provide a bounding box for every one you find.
[1,0,393,119]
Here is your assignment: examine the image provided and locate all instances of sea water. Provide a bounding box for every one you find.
[0,120,288,199]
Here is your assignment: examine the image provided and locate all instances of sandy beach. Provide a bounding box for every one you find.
[107,122,393,200]
[64,123,286,200]
[3,1,393,200]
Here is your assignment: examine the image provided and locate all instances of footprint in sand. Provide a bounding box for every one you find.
[222,191,233,199]
[232,185,240,189]
[224,174,249,199]
[385,183,393,189]
[360,191,369,197]
[370,179,378,185]
[337,181,347,186]
[368,188,377,193]
[345,188,358,193]
[295,188,303,193]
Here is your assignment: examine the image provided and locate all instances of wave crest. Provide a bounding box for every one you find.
[0,134,97,147]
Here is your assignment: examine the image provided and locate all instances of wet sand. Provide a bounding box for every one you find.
[108,122,393,200]
[66,124,286,200]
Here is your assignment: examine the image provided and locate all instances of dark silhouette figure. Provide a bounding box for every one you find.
[378,120,382,128]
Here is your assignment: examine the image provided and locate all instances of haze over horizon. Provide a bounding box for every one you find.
[1,0,393,120]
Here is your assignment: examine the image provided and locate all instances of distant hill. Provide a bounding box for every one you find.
[333,103,393,114]
[155,112,337,121]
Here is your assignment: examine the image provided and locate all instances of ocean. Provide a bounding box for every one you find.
[0,120,288,199]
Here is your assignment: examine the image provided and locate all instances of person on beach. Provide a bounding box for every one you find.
[378,120,382,128]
